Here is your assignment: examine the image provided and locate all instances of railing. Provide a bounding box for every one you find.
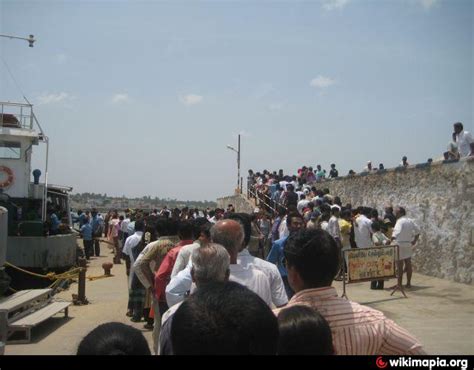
[246,184,287,215]
[0,102,34,130]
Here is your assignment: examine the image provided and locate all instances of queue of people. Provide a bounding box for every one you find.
[76,195,424,355]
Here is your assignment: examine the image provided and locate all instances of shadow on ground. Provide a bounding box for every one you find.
[26,316,72,345]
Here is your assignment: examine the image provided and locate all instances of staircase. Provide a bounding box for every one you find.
[0,289,70,344]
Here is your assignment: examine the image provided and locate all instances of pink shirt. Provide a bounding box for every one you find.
[274,287,426,355]
[108,219,120,239]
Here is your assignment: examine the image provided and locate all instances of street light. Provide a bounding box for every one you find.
[226,134,241,193]
[0,34,36,47]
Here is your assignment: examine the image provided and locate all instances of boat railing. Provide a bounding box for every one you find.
[0,102,34,130]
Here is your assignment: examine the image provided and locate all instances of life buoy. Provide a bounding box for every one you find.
[0,166,14,189]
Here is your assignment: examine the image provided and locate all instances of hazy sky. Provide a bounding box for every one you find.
[1,0,472,201]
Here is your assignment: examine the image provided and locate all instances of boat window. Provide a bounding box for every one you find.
[0,141,21,159]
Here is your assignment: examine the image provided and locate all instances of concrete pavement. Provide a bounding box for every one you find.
[5,241,474,355]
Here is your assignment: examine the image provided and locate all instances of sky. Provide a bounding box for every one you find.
[0,0,472,201]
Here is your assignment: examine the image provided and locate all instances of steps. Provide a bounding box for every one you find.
[0,289,70,344]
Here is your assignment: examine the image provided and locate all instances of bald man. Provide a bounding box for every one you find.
[166,219,272,309]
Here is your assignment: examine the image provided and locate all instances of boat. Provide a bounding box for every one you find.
[0,101,77,292]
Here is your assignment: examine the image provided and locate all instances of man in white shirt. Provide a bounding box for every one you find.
[171,241,200,278]
[364,161,374,172]
[122,219,145,287]
[327,205,342,244]
[392,207,420,289]
[225,212,288,308]
[279,179,289,192]
[354,208,373,248]
[159,243,231,355]
[166,220,272,308]
[120,214,131,244]
[454,122,473,157]
[278,215,289,239]
[297,193,310,215]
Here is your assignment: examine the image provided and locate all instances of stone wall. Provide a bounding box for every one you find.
[218,158,474,284]
[323,158,474,285]
[216,194,255,214]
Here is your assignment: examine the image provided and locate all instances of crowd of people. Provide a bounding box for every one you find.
[75,191,423,355]
[74,122,472,355]
[247,122,473,204]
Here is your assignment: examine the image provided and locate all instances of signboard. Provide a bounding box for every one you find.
[344,245,398,283]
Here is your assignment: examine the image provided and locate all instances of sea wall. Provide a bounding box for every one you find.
[324,158,474,284]
[216,194,255,214]
[218,158,474,284]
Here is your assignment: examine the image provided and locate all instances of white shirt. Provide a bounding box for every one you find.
[171,241,200,278]
[166,263,273,308]
[279,181,289,192]
[166,265,193,307]
[278,217,289,239]
[392,216,420,245]
[297,199,310,215]
[122,231,143,288]
[229,264,272,307]
[120,218,130,233]
[372,231,390,246]
[321,221,329,231]
[238,248,288,307]
[456,130,473,157]
[354,215,373,248]
[122,231,143,256]
[127,221,135,236]
[327,216,341,240]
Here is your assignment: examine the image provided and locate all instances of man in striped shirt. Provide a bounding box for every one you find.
[274,229,426,355]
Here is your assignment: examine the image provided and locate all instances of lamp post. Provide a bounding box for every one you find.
[0,34,35,47]
[227,134,241,193]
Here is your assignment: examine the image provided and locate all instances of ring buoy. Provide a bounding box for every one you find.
[0,166,14,189]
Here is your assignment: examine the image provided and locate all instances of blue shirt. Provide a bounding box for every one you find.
[91,215,101,234]
[266,236,288,278]
[80,223,93,241]
[50,213,60,231]
[78,213,87,227]
[271,216,282,243]
[127,221,135,236]
[269,183,277,197]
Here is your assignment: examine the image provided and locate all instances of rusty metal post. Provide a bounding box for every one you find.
[75,258,89,305]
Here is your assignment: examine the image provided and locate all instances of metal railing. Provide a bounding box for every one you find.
[246,184,287,215]
[0,102,34,130]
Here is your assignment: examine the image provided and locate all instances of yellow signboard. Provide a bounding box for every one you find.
[345,246,397,283]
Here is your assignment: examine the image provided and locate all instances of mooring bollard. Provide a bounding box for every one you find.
[74,258,89,305]
[102,262,113,276]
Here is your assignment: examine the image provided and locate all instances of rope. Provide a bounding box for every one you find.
[4,261,115,295]
[0,54,30,102]
[4,261,84,281]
